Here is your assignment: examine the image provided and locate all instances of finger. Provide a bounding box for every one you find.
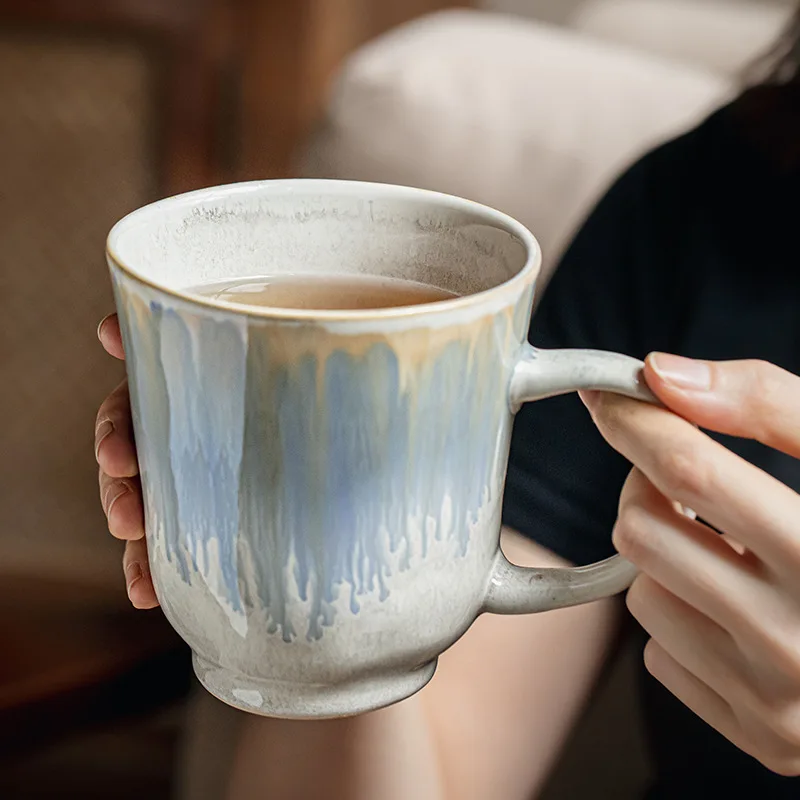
[123,537,158,609]
[614,471,785,652]
[95,379,138,478]
[98,313,125,360]
[99,470,145,541]
[583,391,800,571]
[632,573,800,764]
[645,355,800,459]
[628,574,762,714]
[643,639,757,761]
[647,639,800,776]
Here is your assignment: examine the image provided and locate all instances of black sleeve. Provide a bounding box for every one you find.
[502,148,692,565]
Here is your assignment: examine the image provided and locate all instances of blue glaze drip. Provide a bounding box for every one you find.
[118,298,189,582]
[120,281,513,641]
[159,309,248,614]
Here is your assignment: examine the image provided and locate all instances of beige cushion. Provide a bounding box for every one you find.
[573,0,793,77]
[305,10,727,283]
[481,0,589,25]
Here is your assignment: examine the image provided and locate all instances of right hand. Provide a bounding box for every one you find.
[95,313,158,609]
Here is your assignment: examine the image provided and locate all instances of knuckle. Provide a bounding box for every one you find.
[642,637,658,672]
[776,638,800,681]
[98,471,111,510]
[657,446,713,502]
[686,559,728,605]
[613,504,656,563]
[746,686,800,751]
[102,477,134,519]
[95,399,112,427]
[625,576,651,620]
[752,623,800,682]
[97,382,130,424]
[770,709,800,751]
[740,712,800,775]
[745,361,791,436]
[124,537,149,568]
[749,360,785,407]
[743,729,786,775]
[752,690,800,748]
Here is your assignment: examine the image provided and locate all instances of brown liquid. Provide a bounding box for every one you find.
[190,274,458,311]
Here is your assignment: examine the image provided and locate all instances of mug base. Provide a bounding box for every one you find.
[192,654,438,719]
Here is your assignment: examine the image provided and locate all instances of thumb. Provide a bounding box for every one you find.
[644,353,800,457]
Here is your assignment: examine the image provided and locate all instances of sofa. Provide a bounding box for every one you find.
[304,0,791,288]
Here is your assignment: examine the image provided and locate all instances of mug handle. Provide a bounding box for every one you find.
[484,345,657,615]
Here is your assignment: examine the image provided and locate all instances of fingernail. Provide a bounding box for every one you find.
[649,353,711,391]
[125,561,143,595]
[97,314,112,341]
[94,419,114,460]
[104,480,130,515]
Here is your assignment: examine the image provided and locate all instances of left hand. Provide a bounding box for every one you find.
[581,353,800,776]
[95,313,158,609]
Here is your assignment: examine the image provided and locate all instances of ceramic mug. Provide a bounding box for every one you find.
[107,180,653,719]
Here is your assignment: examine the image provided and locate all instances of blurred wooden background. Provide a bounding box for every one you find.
[0,0,464,796]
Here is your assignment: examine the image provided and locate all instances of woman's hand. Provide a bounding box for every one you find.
[582,353,800,776]
[95,314,158,609]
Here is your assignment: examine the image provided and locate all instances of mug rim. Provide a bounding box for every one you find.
[106,179,541,322]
